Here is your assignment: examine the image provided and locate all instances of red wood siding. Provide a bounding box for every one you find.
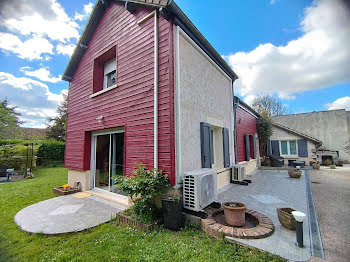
[236,106,257,162]
[65,3,175,184]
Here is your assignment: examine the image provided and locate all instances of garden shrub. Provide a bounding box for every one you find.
[37,140,65,167]
[115,163,170,223]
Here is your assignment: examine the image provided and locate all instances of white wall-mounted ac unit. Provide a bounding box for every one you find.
[232,165,245,181]
[183,168,217,212]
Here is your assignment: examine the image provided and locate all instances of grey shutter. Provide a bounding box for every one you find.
[267,139,271,155]
[271,140,280,157]
[297,139,308,157]
[222,128,230,168]
[200,122,212,168]
[245,134,250,161]
[252,136,257,159]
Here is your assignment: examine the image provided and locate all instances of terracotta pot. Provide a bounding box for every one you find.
[223,202,246,226]
[288,169,302,178]
[312,162,320,170]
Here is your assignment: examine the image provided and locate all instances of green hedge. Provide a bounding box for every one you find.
[37,140,65,167]
[0,144,39,170]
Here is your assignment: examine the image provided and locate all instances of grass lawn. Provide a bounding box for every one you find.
[0,167,284,262]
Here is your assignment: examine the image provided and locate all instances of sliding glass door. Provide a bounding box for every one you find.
[92,131,124,192]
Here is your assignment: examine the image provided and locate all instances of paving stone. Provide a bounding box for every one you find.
[14,195,123,234]
[217,170,311,261]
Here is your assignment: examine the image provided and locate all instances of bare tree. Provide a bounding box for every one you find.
[252,93,290,119]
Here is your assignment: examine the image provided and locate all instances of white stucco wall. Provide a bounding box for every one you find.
[273,110,350,162]
[271,126,317,165]
[175,28,234,189]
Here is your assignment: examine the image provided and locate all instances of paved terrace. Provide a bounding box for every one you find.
[218,170,311,261]
[15,193,125,234]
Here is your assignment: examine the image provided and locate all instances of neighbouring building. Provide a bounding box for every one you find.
[273,110,350,163]
[62,0,239,197]
[269,122,322,166]
[234,97,260,176]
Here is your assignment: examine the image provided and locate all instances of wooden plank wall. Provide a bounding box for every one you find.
[65,2,175,184]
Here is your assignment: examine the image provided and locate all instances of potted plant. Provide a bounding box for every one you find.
[53,184,80,196]
[222,202,246,226]
[162,195,184,231]
[288,168,302,178]
[311,161,320,170]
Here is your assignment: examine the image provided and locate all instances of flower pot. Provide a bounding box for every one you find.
[162,199,184,230]
[53,187,80,196]
[312,162,320,170]
[288,169,302,178]
[277,208,296,230]
[222,202,246,226]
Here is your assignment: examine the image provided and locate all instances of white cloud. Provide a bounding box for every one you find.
[325,96,350,110]
[56,44,76,56]
[0,0,80,43]
[225,0,350,101]
[0,32,54,60]
[0,72,67,127]
[20,67,61,83]
[74,2,94,21]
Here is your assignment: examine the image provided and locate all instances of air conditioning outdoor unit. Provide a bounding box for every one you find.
[230,165,251,186]
[183,168,217,212]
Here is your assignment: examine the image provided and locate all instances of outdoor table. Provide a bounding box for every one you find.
[292,161,305,168]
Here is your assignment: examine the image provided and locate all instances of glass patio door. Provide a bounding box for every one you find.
[92,131,124,192]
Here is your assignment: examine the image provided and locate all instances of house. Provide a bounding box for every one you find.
[233,97,261,176]
[272,109,350,163]
[269,122,322,166]
[62,0,238,196]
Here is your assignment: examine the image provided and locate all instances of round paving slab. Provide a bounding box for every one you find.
[14,194,125,234]
[201,208,275,239]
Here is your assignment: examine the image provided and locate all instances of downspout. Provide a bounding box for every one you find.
[154,9,159,170]
[233,93,238,165]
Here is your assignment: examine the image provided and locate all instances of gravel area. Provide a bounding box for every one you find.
[309,167,350,262]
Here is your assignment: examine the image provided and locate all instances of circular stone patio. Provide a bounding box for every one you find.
[14,193,125,234]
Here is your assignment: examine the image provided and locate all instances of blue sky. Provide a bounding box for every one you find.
[0,0,349,127]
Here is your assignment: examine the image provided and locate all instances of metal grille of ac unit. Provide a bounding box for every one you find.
[233,165,245,181]
[183,175,195,209]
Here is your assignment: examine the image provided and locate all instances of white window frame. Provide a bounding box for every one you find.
[279,140,298,157]
[210,128,215,166]
[103,58,116,90]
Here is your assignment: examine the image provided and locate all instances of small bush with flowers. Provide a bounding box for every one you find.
[61,184,72,191]
[115,163,170,224]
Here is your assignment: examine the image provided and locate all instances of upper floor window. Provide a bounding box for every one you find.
[92,46,117,96]
[104,58,116,89]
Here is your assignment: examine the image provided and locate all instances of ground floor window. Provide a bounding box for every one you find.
[280,140,297,156]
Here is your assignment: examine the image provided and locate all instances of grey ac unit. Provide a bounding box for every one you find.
[183,168,217,212]
[233,165,245,181]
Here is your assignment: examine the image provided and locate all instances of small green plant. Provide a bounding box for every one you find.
[115,163,170,223]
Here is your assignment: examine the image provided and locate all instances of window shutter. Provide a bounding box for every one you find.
[222,128,230,168]
[200,122,212,168]
[297,139,308,157]
[271,140,280,157]
[245,134,250,161]
[252,136,257,159]
[267,139,271,155]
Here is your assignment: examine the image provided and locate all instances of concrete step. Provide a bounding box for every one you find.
[86,190,132,208]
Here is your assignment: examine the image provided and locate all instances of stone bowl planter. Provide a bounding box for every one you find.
[277,207,296,230]
[288,169,302,178]
[222,202,246,226]
[53,187,80,196]
[312,162,320,169]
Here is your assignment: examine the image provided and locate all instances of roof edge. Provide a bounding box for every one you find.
[62,0,238,82]
[273,122,322,145]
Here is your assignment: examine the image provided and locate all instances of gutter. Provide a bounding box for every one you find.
[233,96,238,164]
